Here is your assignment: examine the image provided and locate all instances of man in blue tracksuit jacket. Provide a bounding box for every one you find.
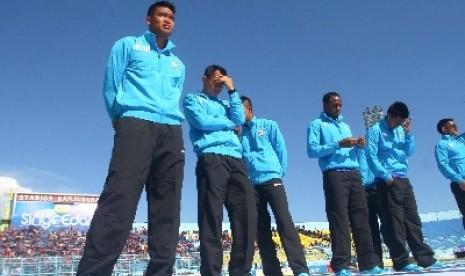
[183,64,256,276]
[435,118,465,230]
[240,96,309,276]
[358,147,384,268]
[365,101,440,272]
[77,2,185,276]
[307,92,381,276]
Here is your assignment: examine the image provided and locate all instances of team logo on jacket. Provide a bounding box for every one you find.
[257,128,265,136]
[132,43,150,52]
[197,96,206,106]
[171,61,179,69]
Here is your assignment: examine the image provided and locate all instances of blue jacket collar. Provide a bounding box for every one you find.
[144,31,176,54]
[244,116,257,128]
[380,118,392,131]
[442,134,457,141]
[321,112,343,122]
[199,91,218,100]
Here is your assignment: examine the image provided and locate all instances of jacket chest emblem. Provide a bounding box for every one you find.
[132,43,150,52]
[197,96,206,106]
[257,129,265,137]
[171,61,178,70]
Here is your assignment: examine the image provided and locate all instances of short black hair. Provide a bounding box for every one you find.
[387,101,409,119]
[147,1,176,17]
[322,92,340,103]
[203,64,227,79]
[437,118,454,134]
[240,95,253,109]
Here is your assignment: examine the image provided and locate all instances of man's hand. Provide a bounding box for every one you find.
[402,118,412,133]
[217,75,235,91]
[386,177,394,186]
[356,137,366,148]
[459,181,465,191]
[233,126,242,135]
[112,120,120,131]
[338,137,358,148]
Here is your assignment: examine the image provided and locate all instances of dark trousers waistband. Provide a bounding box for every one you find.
[324,168,358,173]
[255,178,282,187]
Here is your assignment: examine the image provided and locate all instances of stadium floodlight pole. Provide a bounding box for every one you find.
[363,105,384,129]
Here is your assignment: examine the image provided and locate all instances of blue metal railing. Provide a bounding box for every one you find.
[0,254,200,276]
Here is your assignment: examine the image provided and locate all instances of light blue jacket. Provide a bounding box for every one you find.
[240,116,287,185]
[435,134,465,185]
[183,91,245,158]
[365,119,414,181]
[307,112,360,172]
[103,31,185,124]
[358,147,375,188]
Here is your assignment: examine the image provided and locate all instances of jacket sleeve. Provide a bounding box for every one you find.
[227,91,245,126]
[358,148,374,185]
[435,142,464,184]
[365,126,390,181]
[103,38,133,120]
[269,121,288,175]
[183,94,235,131]
[404,132,415,157]
[307,121,339,158]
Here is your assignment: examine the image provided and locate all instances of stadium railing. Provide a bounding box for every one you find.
[0,254,201,276]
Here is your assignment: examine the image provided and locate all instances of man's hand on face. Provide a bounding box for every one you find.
[216,76,234,91]
[402,117,412,133]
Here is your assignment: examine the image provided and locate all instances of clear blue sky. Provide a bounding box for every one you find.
[1,0,464,223]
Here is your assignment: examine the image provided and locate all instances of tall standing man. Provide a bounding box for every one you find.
[365,102,442,272]
[77,2,185,275]
[240,96,310,276]
[183,65,256,276]
[307,92,383,276]
[434,118,465,230]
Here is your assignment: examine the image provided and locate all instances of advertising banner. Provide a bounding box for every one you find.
[10,193,99,231]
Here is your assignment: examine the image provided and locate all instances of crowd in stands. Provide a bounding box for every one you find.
[1,226,87,258]
[0,225,331,258]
